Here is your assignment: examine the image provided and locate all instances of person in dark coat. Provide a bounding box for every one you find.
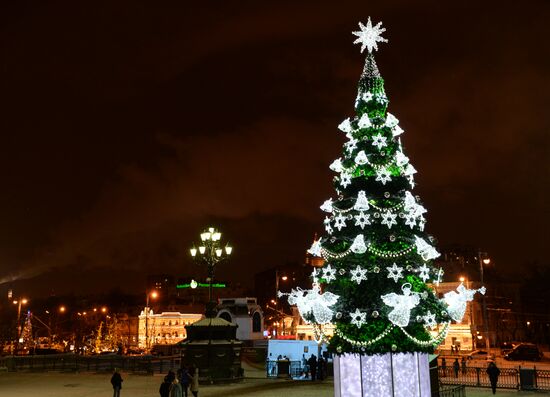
[160,375,172,397]
[307,354,317,381]
[461,356,467,374]
[110,369,123,397]
[487,362,500,394]
[317,357,326,381]
[177,366,190,397]
[453,358,460,378]
[441,357,447,377]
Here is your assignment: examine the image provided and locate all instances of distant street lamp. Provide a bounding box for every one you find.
[190,227,232,317]
[478,251,491,350]
[274,270,289,336]
[13,297,29,352]
[145,290,158,351]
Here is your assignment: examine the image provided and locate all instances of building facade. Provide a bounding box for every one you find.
[138,309,203,348]
[216,297,264,341]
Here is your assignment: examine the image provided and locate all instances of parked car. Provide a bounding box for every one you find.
[466,350,489,361]
[504,343,542,361]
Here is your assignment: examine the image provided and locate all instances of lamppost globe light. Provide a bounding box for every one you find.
[483,258,491,265]
[190,247,197,257]
[281,276,288,281]
[225,245,233,255]
[212,232,221,241]
[150,291,158,299]
[459,276,465,282]
[201,232,210,241]
[199,246,206,254]
[215,248,223,257]
[208,227,215,233]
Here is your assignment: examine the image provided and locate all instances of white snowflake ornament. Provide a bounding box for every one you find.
[375,167,392,185]
[322,265,337,283]
[334,214,347,231]
[386,263,404,282]
[371,133,387,150]
[350,308,367,328]
[416,264,430,282]
[422,311,437,329]
[339,172,352,188]
[381,211,398,229]
[354,211,371,229]
[352,17,388,53]
[350,265,368,284]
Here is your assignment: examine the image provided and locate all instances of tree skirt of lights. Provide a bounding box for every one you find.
[334,352,430,397]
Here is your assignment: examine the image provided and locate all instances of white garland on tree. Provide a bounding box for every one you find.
[381,283,420,327]
[443,283,486,323]
[278,284,339,324]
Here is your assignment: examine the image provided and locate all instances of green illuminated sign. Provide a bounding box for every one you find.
[176,283,226,289]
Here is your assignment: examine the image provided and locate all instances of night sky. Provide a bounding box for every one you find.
[1,1,549,296]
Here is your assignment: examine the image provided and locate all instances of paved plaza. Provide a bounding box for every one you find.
[0,371,546,397]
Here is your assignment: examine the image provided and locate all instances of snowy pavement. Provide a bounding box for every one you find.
[0,372,544,396]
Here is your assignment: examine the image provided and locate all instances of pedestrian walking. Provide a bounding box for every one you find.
[486,362,500,395]
[170,378,183,397]
[177,366,190,397]
[189,365,199,397]
[441,357,447,377]
[307,354,317,381]
[302,354,309,378]
[160,375,171,397]
[453,358,460,378]
[461,356,467,375]
[110,368,123,397]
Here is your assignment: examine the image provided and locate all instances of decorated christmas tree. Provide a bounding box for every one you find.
[281,18,484,396]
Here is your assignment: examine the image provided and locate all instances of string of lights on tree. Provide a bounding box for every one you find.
[280,17,484,355]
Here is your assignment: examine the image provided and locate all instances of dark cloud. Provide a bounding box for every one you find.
[0,1,549,294]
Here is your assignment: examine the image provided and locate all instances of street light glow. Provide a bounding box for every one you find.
[483,258,491,265]
[150,291,158,299]
[59,306,66,313]
[281,276,288,281]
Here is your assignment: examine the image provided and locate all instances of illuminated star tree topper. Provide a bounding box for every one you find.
[352,17,388,53]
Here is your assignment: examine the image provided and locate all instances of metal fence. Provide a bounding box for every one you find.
[439,365,550,391]
[0,354,181,375]
[433,385,466,397]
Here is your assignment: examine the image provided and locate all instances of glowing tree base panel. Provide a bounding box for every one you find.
[334,353,431,397]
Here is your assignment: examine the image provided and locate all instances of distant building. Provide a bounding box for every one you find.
[137,309,203,347]
[216,297,264,341]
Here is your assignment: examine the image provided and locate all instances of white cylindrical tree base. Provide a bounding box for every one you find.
[333,352,431,397]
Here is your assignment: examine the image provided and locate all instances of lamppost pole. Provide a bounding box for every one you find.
[478,251,491,350]
[190,227,232,317]
[144,290,158,351]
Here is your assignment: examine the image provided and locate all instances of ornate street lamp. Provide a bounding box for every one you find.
[190,227,232,317]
